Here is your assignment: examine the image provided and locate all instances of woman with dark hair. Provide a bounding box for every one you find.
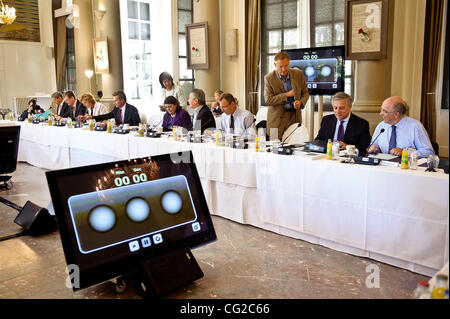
[161,96,192,131]
[19,99,44,121]
[159,72,187,110]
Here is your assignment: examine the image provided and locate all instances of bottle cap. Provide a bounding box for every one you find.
[436,274,448,280]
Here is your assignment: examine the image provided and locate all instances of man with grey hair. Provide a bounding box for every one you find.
[188,88,216,134]
[315,92,371,155]
[264,51,309,140]
[368,96,434,158]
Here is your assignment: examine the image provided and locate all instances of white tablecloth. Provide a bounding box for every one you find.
[14,121,449,276]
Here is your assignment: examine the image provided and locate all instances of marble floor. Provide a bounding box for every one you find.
[0,163,429,299]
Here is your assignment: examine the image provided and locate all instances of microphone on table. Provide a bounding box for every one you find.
[280,123,300,147]
[366,128,385,155]
[152,119,162,130]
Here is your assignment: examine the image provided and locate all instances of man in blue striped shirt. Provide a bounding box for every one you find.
[368,96,434,159]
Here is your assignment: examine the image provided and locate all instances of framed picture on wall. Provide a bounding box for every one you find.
[345,0,389,60]
[186,22,209,70]
[0,0,40,42]
[93,37,109,74]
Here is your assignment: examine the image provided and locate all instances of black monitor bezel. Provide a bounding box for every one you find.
[46,151,217,291]
[0,125,21,174]
[284,45,346,96]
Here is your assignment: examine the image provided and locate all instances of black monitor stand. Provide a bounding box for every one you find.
[116,247,204,298]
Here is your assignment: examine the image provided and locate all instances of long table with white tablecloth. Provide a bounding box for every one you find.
[11,121,450,276]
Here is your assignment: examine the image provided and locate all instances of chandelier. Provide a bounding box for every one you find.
[0,0,16,25]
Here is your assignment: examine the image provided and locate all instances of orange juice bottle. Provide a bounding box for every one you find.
[432,274,448,299]
[326,139,332,160]
[400,148,409,169]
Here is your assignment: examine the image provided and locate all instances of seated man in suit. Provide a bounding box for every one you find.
[367,96,434,158]
[50,91,70,121]
[90,90,141,126]
[217,93,256,137]
[315,92,371,155]
[188,88,216,134]
[64,90,87,121]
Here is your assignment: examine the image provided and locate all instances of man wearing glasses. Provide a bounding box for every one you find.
[264,51,309,140]
[367,96,434,158]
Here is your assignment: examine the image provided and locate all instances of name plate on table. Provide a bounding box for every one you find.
[113,128,130,134]
[233,140,248,149]
[95,125,107,131]
[147,130,161,138]
[353,156,380,166]
[304,140,327,153]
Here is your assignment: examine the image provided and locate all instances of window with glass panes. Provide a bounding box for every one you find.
[260,0,301,105]
[311,0,353,109]
[123,0,152,100]
[65,28,77,93]
[260,0,353,108]
[178,0,195,99]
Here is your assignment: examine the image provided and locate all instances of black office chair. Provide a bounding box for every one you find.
[255,120,268,141]
[0,125,21,190]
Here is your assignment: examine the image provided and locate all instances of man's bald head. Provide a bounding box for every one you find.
[380,96,407,125]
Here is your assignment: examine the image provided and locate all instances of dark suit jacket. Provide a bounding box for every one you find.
[192,105,216,134]
[18,104,44,121]
[315,113,372,155]
[93,103,141,126]
[56,102,70,117]
[65,100,86,120]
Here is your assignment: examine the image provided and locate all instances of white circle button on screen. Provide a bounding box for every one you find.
[141,237,151,248]
[88,206,116,232]
[321,65,332,77]
[126,197,150,222]
[192,222,201,232]
[129,240,140,252]
[153,234,163,244]
[161,191,183,214]
[305,66,315,77]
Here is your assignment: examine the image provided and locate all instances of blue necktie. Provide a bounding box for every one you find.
[388,125,396,152]
[337,120,345,141]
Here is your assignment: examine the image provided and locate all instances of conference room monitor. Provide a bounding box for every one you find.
[285,45,345,96]
[46,151,217,291]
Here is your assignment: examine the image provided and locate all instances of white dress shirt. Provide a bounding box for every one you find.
[88,102,107,116]
[161,84,187,109]
[371,116,435,158]
[220,107,256,136]
[57,102,64,116]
